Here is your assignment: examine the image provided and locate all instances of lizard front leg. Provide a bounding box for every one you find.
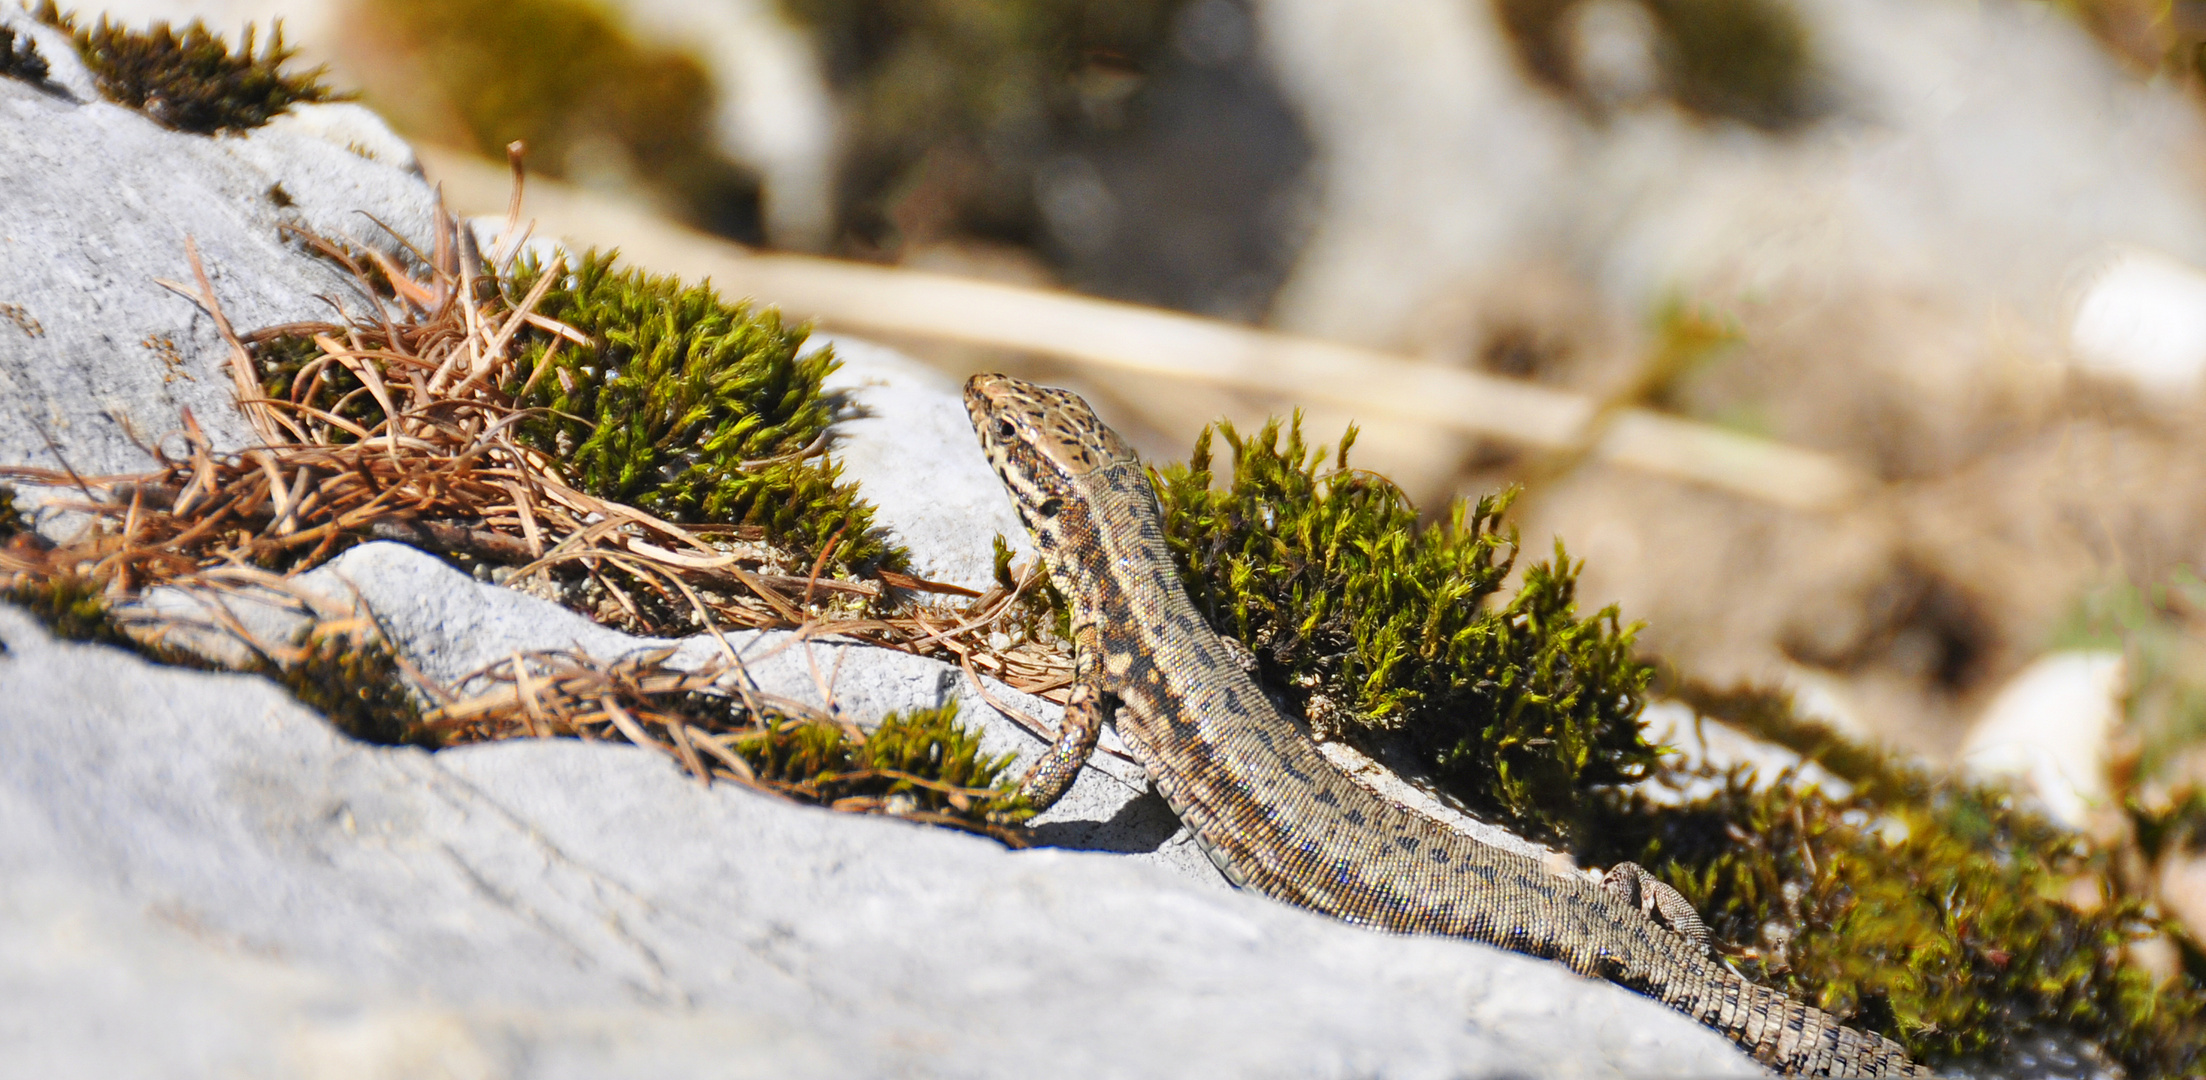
[1013,622,1108,812]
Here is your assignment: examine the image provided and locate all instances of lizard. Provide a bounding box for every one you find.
[963,372,1930,1077]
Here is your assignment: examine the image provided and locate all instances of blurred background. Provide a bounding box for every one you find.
[75,0,2206,861]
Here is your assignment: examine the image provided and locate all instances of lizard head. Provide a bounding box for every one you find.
[965,372,1137,526]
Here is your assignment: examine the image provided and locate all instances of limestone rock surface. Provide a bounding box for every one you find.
[0,589,1758,1078]
[0,7,439,481]
[816,334,1037,592]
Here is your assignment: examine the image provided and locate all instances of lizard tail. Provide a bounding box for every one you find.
[1656,958,1930,1076]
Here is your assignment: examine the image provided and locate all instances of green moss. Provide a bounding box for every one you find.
[361,0,759,239]
[1638,296,1744,417]
[507,250,902,574]
[248,247,904,576]
[732,704,1027,824]
[1154,416,1655,836]
[1639,0,1814,130]
[268,630,427,747]
[1590,683,2206,1074]
[0,22,49,83]
[3,574,143,652]
[32,2,339,134]
[1138,414,2200,1072]
[252,332,381,444]
[3,572,427,746]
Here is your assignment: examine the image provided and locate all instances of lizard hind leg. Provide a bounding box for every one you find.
[1603,862,1713,955]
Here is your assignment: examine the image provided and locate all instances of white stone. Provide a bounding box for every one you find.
[1961,651,2125,829]
[0,596,1758,1078]
[0,8,439,484]
[2068,246,2206,395]
[1637,699,1852,804]
[257,101,420,172]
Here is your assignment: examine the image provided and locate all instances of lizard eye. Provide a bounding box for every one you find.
[1035,497,1063,518]
[997,419,1017,440]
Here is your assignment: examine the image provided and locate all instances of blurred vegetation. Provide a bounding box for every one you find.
[30,1,339,134]
[1493,0,1820,129]
[1496,0,2206,129]
[359,0,763,240]
[775,0,1185,255]
[2056,569,2206,792]
[2047,0,2206,85]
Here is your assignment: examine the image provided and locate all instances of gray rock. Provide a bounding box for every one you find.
[314,541,1217,884]
[817,334,1036,591]
[0,602,1758,1078]
[0,10,440,487]
[123,539,1219,884]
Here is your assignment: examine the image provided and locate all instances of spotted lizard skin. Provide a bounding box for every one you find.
[965,373,1929,1077]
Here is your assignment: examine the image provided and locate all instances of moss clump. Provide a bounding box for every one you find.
[507,251,901,574]
[32,2,339,134]
[732,705,1027,823]
[2,571,426,746]
[0,22,49,83]
[3,574,143,652]
[1142,415,2198,1071]
[251,332,384,444]
[1585,683,2206,1074]
[269,630,427,747]
[1153,417,1655,835]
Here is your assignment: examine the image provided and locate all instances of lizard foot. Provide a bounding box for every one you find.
[1603,862,1712,955]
